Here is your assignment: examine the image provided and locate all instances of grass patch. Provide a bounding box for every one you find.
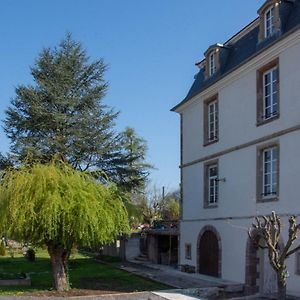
[96,255,122,263]
[0,273,26,280]
[0,249,168,296]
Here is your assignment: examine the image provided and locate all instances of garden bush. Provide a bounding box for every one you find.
[25,248,36,262]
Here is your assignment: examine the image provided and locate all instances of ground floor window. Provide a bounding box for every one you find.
[185,243,191,260]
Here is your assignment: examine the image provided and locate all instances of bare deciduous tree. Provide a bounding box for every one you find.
[249,211,300,300]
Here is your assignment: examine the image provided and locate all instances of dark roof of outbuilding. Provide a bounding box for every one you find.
[171,0,300,112]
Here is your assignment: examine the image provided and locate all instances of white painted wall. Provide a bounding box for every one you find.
[182,130,300,220]
[179,28,300,295]
[180,217,300,291]
[181,32,300,165]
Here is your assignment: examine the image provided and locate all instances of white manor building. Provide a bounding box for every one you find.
[172,0,300,296]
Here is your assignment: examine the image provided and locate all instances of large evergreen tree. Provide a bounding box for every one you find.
[106,127,152,192]
[4,35,150,190]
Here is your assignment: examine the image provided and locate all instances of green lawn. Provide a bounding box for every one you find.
[0,249,168,296]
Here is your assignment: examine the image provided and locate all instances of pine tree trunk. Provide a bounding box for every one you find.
[47,242,70,291]
[277,273,287,300]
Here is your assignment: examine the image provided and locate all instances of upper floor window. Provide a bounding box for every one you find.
[204,160,219,208]
[257,143,279,202]
[265,7,275,38]
[263,67,278,119]
[209,52,217,76]
[257,58,279,126]
[263,147,278,197]
[257,1,281,43]
[208,100,218,141]
[204,95,219,145]
[208,164,218,205]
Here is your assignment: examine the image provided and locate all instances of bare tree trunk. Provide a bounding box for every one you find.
[47,242,70,291]
[249,212,300,300]
[277,273,287,300]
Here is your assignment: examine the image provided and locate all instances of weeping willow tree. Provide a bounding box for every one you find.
[0,162,130,291]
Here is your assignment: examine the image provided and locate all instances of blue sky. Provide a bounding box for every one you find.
[0,0,265,192]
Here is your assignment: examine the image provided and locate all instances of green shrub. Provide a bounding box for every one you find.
[0,240,6,256]
[9,246,14,258]
[25,248,36,262]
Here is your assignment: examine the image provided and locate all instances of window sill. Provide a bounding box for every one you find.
[256,114,279,127]
[203,138,219,147]
[204,204,218,209]
[257,196,279,203]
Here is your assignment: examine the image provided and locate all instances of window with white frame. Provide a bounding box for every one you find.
[208,164,218,205]
[257,58,279,126]
[209,52,216,76]
[208,100,218,142]
[263,67,278,119]
[204,95,219,145]
[265,7,275,38]
[262,147,278,197]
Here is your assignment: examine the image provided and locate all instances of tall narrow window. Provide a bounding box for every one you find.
[263,67,278,119]
[208,164,218,205]
[208,100,218,142]
[257,58,279,126]
[265,7,274,38]
[204,95,219,145]
[263,147,278,197]
[257,143,279,202]
[209,52,216,76]
[204,161,219,208]
[185,243,191,260]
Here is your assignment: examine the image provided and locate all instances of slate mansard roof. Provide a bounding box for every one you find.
[171,0,300,112]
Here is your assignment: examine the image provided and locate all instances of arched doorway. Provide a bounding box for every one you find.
[197,226,221,277]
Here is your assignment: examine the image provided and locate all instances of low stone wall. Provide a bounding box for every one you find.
[0,273,31,286]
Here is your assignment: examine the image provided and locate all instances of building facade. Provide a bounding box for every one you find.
[172,0,300,296]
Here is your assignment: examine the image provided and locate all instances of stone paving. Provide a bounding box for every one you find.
[120,260,243,290]
[0,292,166,300]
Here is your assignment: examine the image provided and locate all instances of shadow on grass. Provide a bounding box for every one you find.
[0,254,169,295]
[70,258,169,292]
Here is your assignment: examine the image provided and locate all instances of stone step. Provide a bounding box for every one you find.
[152,291,202,300]
[135,255,149,261]
[223,284,244,293]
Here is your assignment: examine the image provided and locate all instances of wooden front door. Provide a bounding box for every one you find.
[198,230,219,277]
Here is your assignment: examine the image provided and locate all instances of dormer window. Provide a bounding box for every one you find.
[203,44,226,79]
[209,52,217,76]
[258,0,281,43]
[265,6,275,38]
